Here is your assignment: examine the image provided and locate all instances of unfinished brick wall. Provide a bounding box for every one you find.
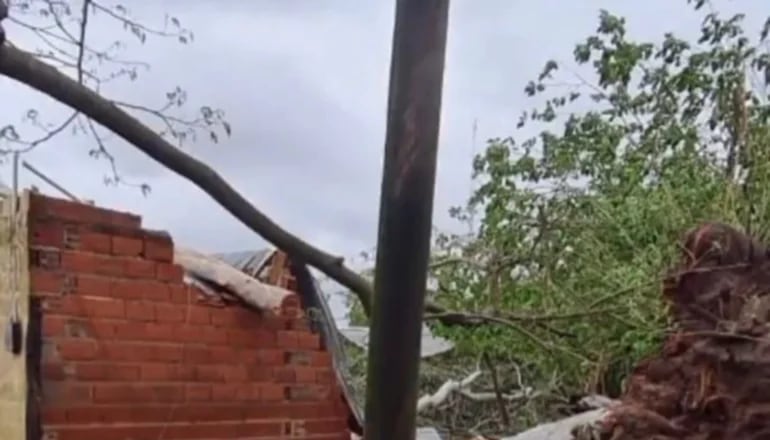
[27,193,351,440]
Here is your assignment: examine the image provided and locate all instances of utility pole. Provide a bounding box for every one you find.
[364,1,451,439]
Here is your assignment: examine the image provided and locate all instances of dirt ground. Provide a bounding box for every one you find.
[578,222,770,440]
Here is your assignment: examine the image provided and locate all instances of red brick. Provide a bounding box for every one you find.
[183,345,211,363]
[75,275,111,296]
[41,296,79,315]
[61,251,123,276]
[211,384,239,401]
[149,344,185,362]
[65,406,123,424]
[30,220,64,247]
[305,419,347,435]
[288,317,311,331]
[242,403,286,420]
[169,284,190,303]
[258,349,284,366]
[186,384,212,402]
[260,383,285,402]
[201,327,229,345]
[100,342,183,363]
[298,332,321,350]
[172,325,204,343]
[280,294,302,317]
[30,248,61,270]
[295,366,317,383]
[45,383,92,403]
[195,365,224,382]
[112,279,170,301]
[116,321,175,341]
[238,422,283,437]
[286,385,329,401]
[274,366,295,382]
[93,384,184,403]
[144,233,174,262]
[162,423,239,439]
[248,366,272,381]
[155,302,185,323]
[290,403,337,419]
[80,296,125,318]
[57,339,99,360]
[124,259,156,278]
[228,329,256,346]
[41,407,67,424]
[111,235,143,257]
[41,362,68,380]
[156,263,183,282]
[232,348,255,365]
[140,363,195,381]
[30,194,141,229]
[65,319,116,338]
[169,405,246,422]
[208,346,239,363]
[125,301,155,321]
[316,367,334,384]
[46,425,161,440]
[277,330,300,348]
[312,351,333,366]
[75,363,139,381]
[30,269,64,294]
[42,315,66,337]
[186,306,210,324]
[210,308,235,326]
[75,231,112,254]
[223,365,249,382]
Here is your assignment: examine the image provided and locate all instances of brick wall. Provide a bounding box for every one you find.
[27,193,351,440]
[0,192,30,440]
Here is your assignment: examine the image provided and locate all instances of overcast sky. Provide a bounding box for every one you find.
[1,1,766,320]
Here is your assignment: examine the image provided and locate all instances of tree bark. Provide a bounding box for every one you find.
[0,43,381,312]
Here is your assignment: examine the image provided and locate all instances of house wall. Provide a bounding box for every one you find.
[0,193,30,440]
[28,193,351,440]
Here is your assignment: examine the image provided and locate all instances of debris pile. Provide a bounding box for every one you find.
[578,222,770,440]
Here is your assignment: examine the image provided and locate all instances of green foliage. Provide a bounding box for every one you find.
[429,2,770,403]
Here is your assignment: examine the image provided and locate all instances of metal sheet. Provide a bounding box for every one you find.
[339,325,454,358]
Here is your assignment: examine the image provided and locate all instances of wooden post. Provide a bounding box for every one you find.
[364,1,451,439]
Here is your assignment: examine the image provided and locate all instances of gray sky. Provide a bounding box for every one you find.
[1,1,766,317]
